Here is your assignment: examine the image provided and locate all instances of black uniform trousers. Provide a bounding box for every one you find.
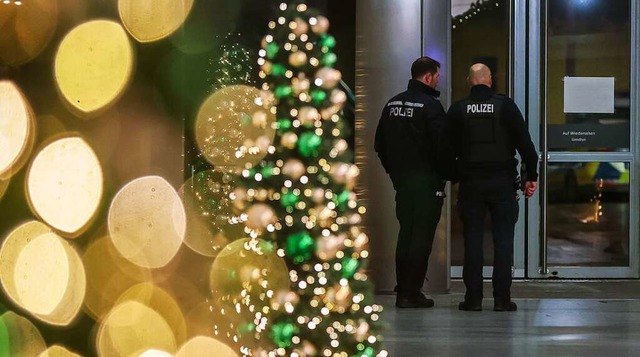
[458,174,518,303]
[393,172,444,295]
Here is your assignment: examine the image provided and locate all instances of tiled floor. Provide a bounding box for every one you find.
[377,281,640,356]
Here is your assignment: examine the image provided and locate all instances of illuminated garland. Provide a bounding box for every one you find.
[452,0,502,30]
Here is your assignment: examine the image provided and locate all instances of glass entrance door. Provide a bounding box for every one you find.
[527,0,639,278]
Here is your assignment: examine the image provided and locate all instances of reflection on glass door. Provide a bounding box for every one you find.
[534,0,638,277]
[546,162,629,267]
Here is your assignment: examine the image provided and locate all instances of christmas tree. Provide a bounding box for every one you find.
[209,1,386,356]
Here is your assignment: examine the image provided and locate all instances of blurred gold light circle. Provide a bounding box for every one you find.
[0,81,35,179]
[210,239,290,296]
[209,238,289,349]
[108,176,186,268]
[0,221,51,307]
[82,236,151,321]
[195,85,276,168]
[0,312,47,356]
[0,221,86,325]
[54,20,133,117]
[27,137,103,236]
[179,170,243,257]
[177,336,238,357]
[0,0,58,66]
[97,301,177,356]
[118,0,194,43]
[138,350,174,357]
[15,232,70,315]
[0,178,9,201]
[115,283,188,348]
[38,345,82,357]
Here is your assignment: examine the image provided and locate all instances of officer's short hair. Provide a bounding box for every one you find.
[411,56,440,79]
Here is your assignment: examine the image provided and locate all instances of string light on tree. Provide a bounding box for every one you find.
[229,1,386,356]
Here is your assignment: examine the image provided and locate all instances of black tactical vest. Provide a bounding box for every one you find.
[461,95,512,163]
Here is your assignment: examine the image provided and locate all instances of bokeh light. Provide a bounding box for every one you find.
[179,170,243,257]
[108,176,186,268]
[209,238,289,350]
[0,0,58,66]
[82,236,152,321]
[115,283,188,348]
[0,312,47,356]
[26,136,103,236]
[118,0,194,43]
[37,345,82,357]
[0,221,86,326]
[14,233,84,322]
[177,336,238,357]
[0,221,86,325]
[137,350,174,357]
[96,300,177,356]
[54,20,134,117]
[0,178,9,201]
[195,85,276,169]
[0,80,35,179]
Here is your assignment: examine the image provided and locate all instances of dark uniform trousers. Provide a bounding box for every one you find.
[458,174,518,302]
[394,172,444,294]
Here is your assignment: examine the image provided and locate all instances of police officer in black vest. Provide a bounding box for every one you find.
[447,63,538,312]
[375,56,451,308]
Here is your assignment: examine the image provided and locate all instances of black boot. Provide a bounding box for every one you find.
[494,300,517,311]
[396,292,435,308]
[458,299,482,311]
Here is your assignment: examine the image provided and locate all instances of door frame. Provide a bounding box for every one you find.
[526,0,640,278]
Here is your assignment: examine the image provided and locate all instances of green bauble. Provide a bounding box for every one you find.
[298,132,322,157]
[352,347,375,357]
[310,89,327,104]
[286,231,316,263]
[261,166,275,179]
[272,63,287,76]
[275,85,293,98]
[271,322,298,348]
[320,35,336,49]
[237,322,256,337]
[266,42,279,59]
[341,257,359,278]
[322,52,338,66]
[280,192,299,207]
[277,118,292,131]
[336,190,350,210]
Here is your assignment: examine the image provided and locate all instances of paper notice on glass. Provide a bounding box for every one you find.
[563,77,615,113]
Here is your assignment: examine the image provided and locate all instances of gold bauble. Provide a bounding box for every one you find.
[289,51,308,67]
[281,132,298,150]
[245,203,276,230]
[316,234,345,261]
[292,75,310,95]
[311,188,325,204]
[311,16,330,34]
[330,89,347,105]
[298,106,319,126]
[315,67,341,89]
[282,159,306,180]
[292,17,309,36]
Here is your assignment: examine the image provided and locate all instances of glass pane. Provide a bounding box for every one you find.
[546,0,630,151]
[451,0,510,266]
[547,162,630,266]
